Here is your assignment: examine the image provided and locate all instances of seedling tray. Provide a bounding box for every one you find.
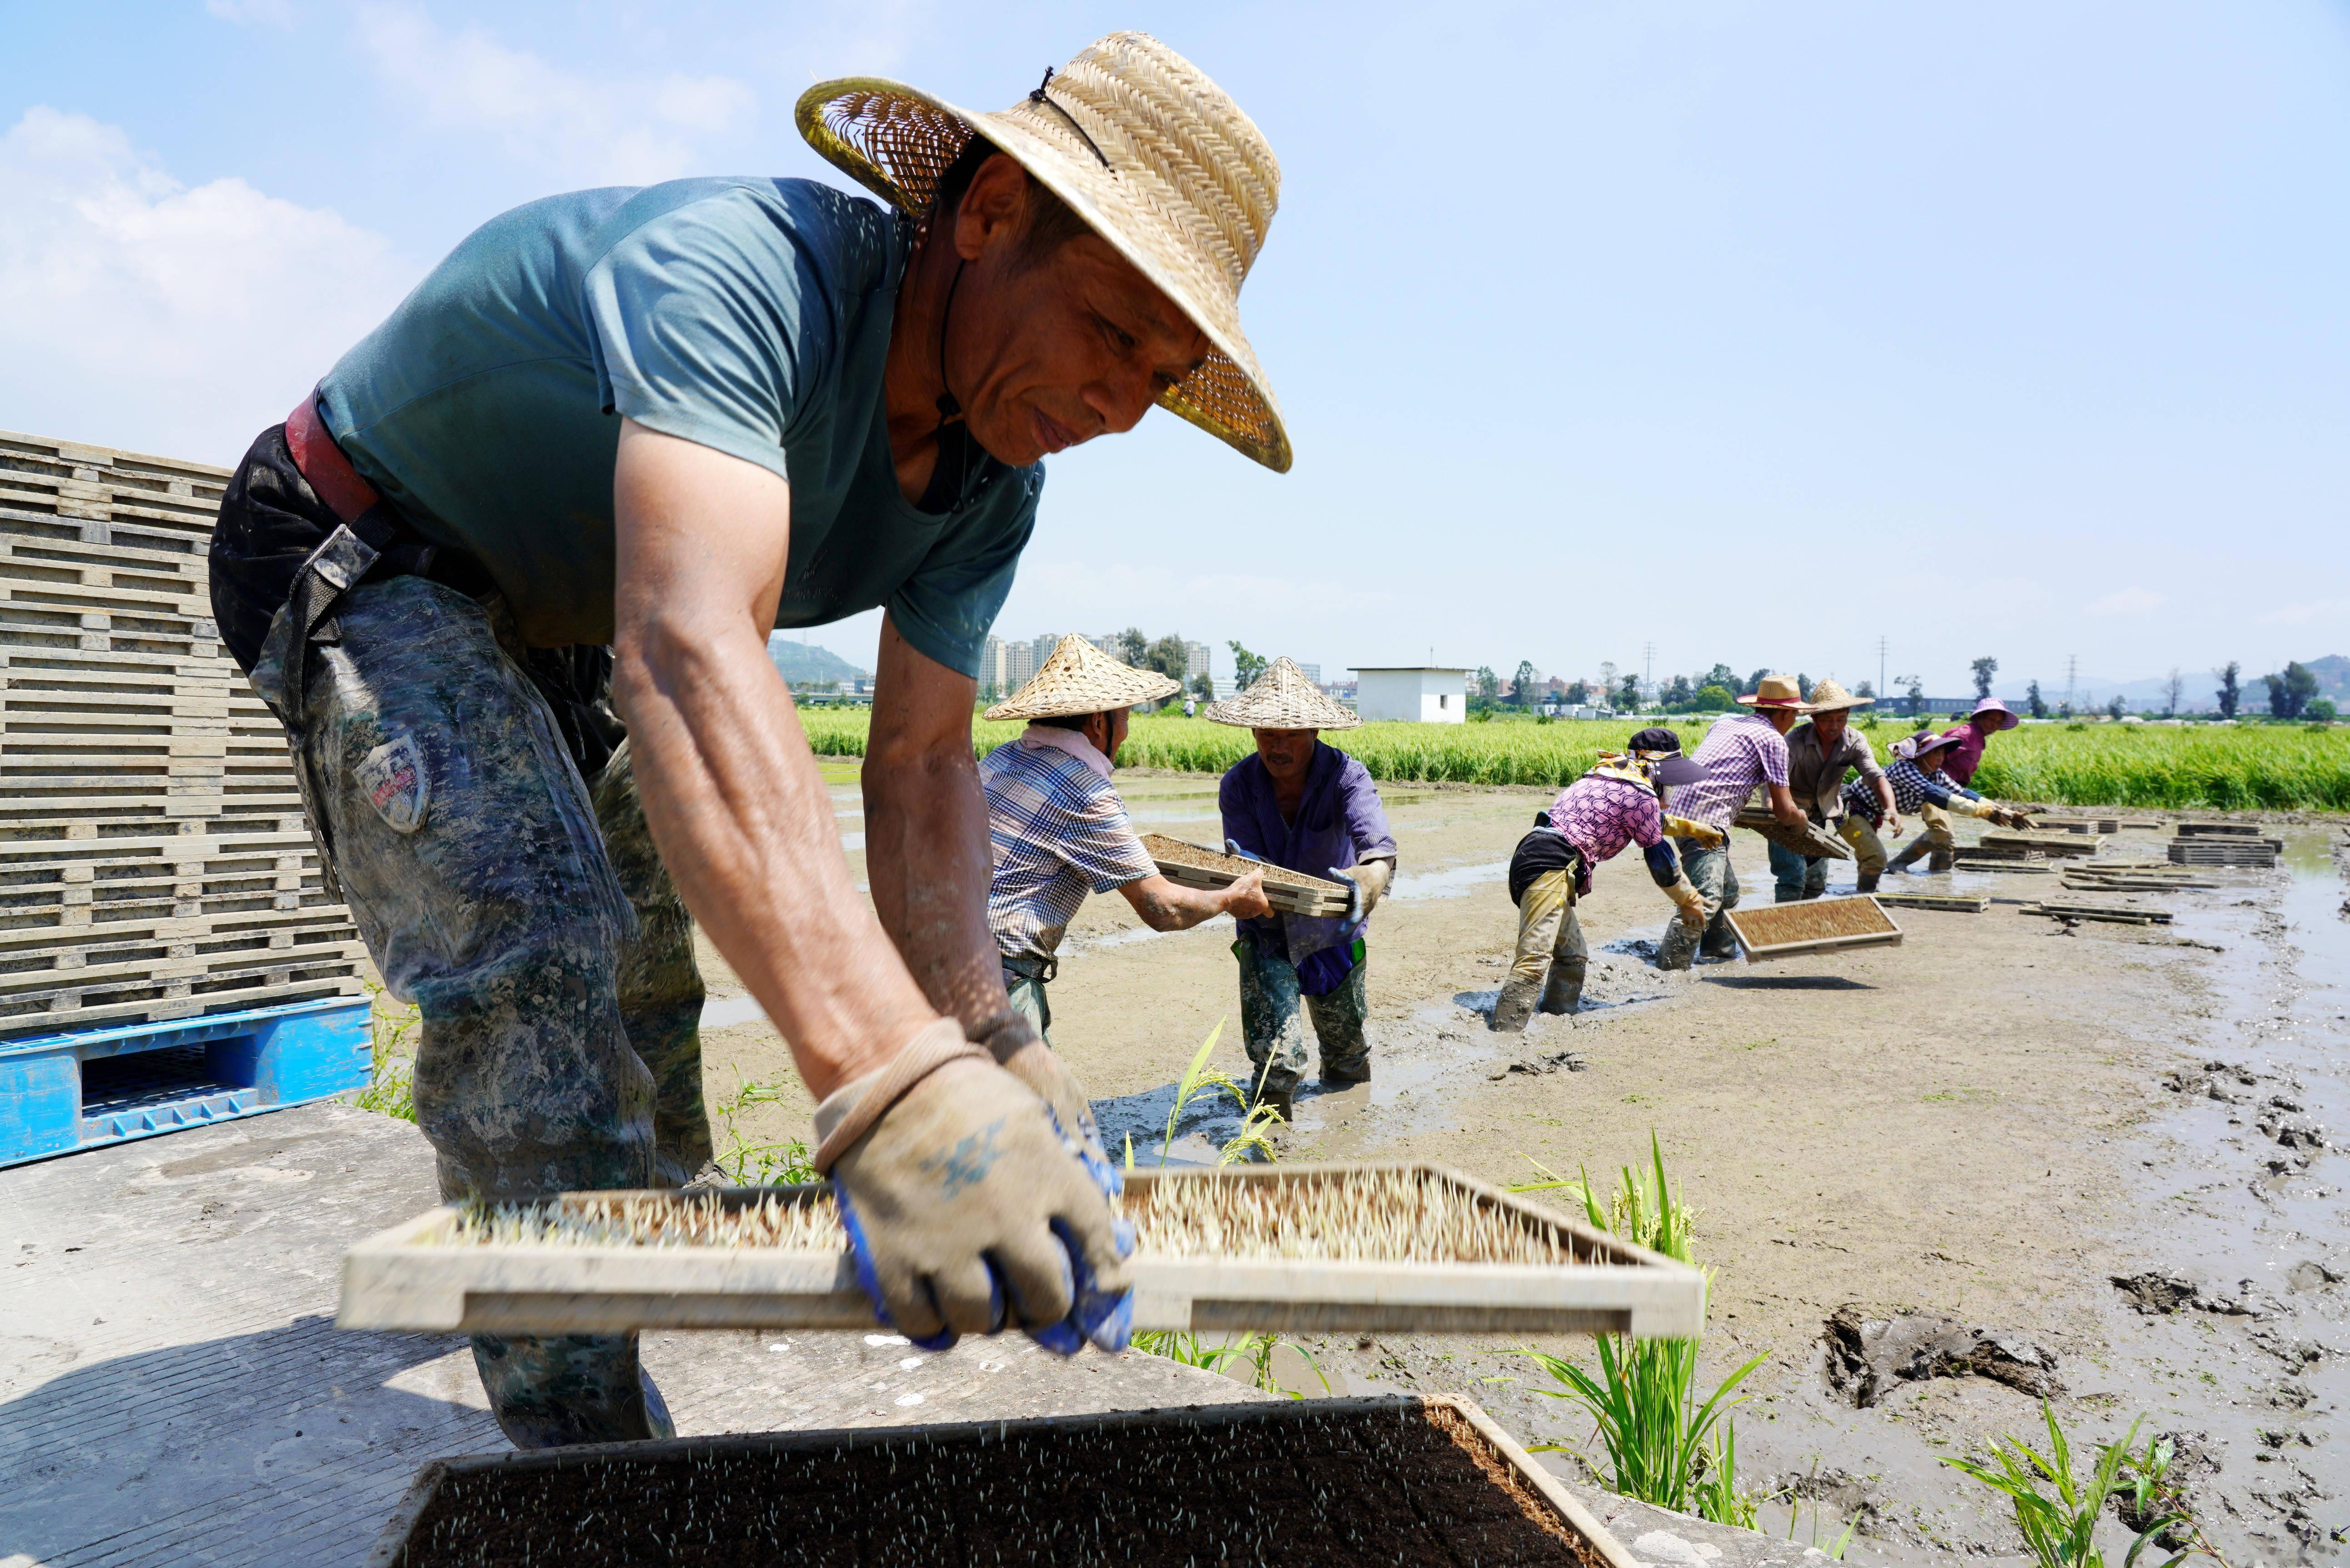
[1978,830,2104,859]
[1731,809,1850,860]
[2020,901,2170,925]
[1722,896,1902,961]
[2168,840,2278,867]
[1141,833,1353,917]
[363,1394,1636,1568]
[2176,821,2261,837]
[1871,892,1989,913]
[338,1163,1704,1339]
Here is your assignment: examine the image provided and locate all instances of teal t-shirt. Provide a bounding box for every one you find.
[315,178,1040,674]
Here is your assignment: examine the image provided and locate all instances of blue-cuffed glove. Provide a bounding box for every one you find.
[1327,865,1365,925]
[826,1057,1132,1356]
[1224,838,1261,862]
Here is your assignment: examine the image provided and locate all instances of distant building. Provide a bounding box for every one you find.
[978,635,1038,694]
[1296,663,1321,684]
[1184,640,1213,683]
[1351,666,1469,724]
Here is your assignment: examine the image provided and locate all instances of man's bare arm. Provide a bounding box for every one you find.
[1118,869,1269,932]
[1768,782,1805,827]
[864,620,1004,1033]
[610,420,936,1100]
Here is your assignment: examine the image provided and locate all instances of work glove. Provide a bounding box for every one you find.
[1223,838,1261,862]
[970,1009,1110,1178]
[1329,858,1394,923]
[1662,815,1727,849]
[1954,796,2001,821]
[819,1020,1133,1357]
[1665,876,1708,931]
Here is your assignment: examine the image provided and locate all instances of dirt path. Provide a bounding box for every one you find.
[699,762,2348,1564]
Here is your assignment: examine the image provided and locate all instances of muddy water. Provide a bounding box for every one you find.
[694,768,2346,1565]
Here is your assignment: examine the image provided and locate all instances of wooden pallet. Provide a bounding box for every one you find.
[1723,895,1902,960]
[2020,901,2171,925]
[339,1165,1709,1339]
[2175,821,2262,837]
[2033,817,2119,834]
[2168,840,2279,868]
[0,428,368,1039]
[1871,892,1989,913]
[1978,829,2104,859]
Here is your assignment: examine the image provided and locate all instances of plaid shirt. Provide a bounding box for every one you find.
[1847,756,1974,821]
[1665,713,1792,831]
[981,734,1157,961]
[1546,774,1665,895]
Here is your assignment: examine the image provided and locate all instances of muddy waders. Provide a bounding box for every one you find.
[1493,868,1587,1031]
[1656,837,1740,970]
[1234,935,1370,1118]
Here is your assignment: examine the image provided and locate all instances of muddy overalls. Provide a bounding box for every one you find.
[211,397,710,1449]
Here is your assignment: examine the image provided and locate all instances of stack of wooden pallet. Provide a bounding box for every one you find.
[0,428,369,1040]
[1978,829,2104,860]
[2167,826,2280,868]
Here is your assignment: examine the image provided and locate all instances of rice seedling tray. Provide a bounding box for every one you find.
[2019,901,2170,925]
[1870,892,1989,913]
[1950,852,2056,873]
[1722,895,1902,961]
[1978,830,2104,859]
[2168,840,2278,868]
[1731,808,1850,860]
[337,1163,1704,1339]
[363,1394,1636,1568]
[2175,821,2261,837]
[1140,833,1353,916]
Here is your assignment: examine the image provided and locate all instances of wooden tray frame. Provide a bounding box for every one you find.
[1140,833,1353,917]
[337,1162,1707,1340]
[1722,895,1903,961]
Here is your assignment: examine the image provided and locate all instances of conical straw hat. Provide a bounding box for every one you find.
[1803,678,1871,713]
[1201,657,1360,730]
[796,32,1290,472]
[984,633,1180,721]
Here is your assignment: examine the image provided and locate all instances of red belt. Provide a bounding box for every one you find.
[285,393,383,525]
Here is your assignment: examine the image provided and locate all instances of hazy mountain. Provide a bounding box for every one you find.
[766,634,869,685]
[1993,653,2348,712]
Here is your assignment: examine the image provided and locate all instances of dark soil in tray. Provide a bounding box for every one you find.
[381,1398,1602,1567]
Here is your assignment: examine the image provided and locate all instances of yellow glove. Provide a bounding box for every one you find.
[1954,796,2000,821]
[1662,815,1726,849]
[1665,877,1707,931]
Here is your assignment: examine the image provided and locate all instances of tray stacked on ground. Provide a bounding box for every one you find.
[1977,829,2104,860]
[366,1395,1637,1568]
[2168,824,2281,868]
[1870,891,1989,913]
[1722,896,1902,961]
[1141,832,1354,916]
[339,1163,1706,1338]
[0,428,369,1160]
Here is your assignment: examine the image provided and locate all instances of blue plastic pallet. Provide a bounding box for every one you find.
[0,997,372,1168]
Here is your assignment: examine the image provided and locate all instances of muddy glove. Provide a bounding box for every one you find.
[1664,875,1708,931]
[818,1020,1133,1356]
[1952,796,2001,821]
[1661,814,1727,849]
[1224,838,1261,862]
[969,1008,1111,1181]
[1329,858,1394,922]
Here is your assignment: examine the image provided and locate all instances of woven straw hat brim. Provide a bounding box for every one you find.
[796,34,1290,473]
[1201,657,1359,730]
[1804,680,1872,713]
[983,633,1180,721]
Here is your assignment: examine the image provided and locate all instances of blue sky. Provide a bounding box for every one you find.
[5,1,2345,697]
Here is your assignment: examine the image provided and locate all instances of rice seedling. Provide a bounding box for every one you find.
[1940,1404,2204,1568]
[354,982,418,1123]
[798,709,2350,807]
[1512,1136,1768,1527]
[709,1072,817,1185]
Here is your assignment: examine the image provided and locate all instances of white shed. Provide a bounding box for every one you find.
[1351,667,1469,724]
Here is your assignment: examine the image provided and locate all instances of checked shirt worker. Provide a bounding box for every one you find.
[206,35,1291,1448]
[981,636,1271,1041]
[1654,675,1813,971]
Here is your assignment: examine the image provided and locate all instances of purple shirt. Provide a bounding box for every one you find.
[1220,743,1397,964]
[1933,720,1992,786]
[1666,713,1793,831]
[1546,774,1665,894]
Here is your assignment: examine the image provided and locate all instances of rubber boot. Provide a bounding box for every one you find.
[1247,1065,1296,1124]
[1489,975,1542,1033]
[1856,871,1882,894]
[1927,849,1954,873]
[1537,958,1586,1015]
[1885,837,1932,877]
[1699,914,1741,962]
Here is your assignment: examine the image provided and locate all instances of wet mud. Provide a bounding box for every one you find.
[696,767,2347,1564]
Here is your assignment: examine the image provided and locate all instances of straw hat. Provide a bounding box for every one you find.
[1737,674,1812,711]
[1803,678,1872,714]
[1201,657,1360,730]
[796,33,1290,472]
[983,633,1178,722]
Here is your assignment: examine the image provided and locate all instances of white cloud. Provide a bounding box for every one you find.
[2087,586,2165,616]
[205,0,296,25]
[353,5,757,186]
[0,107,417,463]
[2260,598,2350,628]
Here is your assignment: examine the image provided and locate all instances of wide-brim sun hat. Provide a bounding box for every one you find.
[1201,656,1359,730]
[1737,674,1812,711]
[1804,678,1872,714]
[796,32,1290,472]
[984,633,1179,721]
[1969,697,2022,731]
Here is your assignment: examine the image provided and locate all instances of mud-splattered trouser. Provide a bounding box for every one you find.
[1233,936,1370,1096]
[1767,839,1830,903]
[1889,801,1957,873]
[1001,954,1056,1046]
[1838,816,1888,879]
[1491,869,1589,1032]
[1655,837,1739,970]
[254,573,709,1449]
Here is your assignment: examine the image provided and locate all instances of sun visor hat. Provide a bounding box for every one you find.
[1624,728,1712,787]
[1651,754,1716,787]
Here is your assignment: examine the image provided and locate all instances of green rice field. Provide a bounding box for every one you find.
[796,709,2350,811]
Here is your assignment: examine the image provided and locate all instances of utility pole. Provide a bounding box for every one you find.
[2065,654,2078,714]
[1877,635,1888,699]
[1642,641,1655,704]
